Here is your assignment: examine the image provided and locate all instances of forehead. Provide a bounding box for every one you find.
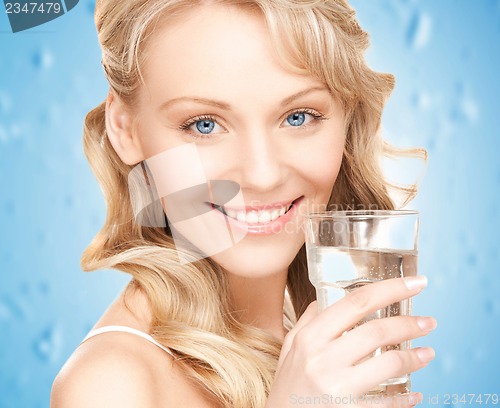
[138,4,326,106]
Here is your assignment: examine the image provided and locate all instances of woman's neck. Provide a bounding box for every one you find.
[119,272,290,341]
[226,270,289,341]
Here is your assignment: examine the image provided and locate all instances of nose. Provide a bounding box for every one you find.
[236,128,285,193]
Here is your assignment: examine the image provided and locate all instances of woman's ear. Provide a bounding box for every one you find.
[105,91,145,165]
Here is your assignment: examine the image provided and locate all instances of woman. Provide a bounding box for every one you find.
[51,0,434,407]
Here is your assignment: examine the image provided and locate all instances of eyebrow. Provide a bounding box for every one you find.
[280,86,331,107]
[158,86,330,112]
[159,97,230,111]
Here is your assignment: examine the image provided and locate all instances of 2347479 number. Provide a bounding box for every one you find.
[443,394,499,405]
[5,2,62,14]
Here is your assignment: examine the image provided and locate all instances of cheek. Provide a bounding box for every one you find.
[296,138,344,197]
[135,116,182,159]
[196,145,234,179]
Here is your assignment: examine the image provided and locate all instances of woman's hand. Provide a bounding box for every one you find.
[266,276,435,407]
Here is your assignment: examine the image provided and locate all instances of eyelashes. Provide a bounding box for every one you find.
[179,114,217,131]
[283,109,327,127]
[178,108,329,139]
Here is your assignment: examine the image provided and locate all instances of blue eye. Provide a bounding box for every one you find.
[286,112,306,127]
[180,115,225,137]
[196,119,216,134]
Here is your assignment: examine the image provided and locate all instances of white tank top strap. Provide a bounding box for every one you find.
[81,325,174,357]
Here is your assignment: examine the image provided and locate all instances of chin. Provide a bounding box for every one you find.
[209,232,305,278]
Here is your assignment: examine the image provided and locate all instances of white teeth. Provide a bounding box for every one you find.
[258,211,271,223]
[246,211,259,224]
[270,209,280,221]
[220,203,294,224]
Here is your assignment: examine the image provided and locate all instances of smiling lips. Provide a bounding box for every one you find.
[213,200,296,225]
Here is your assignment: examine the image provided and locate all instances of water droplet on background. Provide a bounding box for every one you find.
[411,91,432,110]
[87,0,96,15]
[32,49,54,70]
[0,296,25,320]
[33,325,63,363]
[451,98,479,123]
[406,12,432,50]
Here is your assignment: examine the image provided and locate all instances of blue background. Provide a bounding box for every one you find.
[0,1,499,407]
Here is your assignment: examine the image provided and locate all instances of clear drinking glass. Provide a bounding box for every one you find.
[304,210,419,396]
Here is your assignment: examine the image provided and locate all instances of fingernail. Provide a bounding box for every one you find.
[404,275,428,291]
[416,347,435,363]
[417,316,437,332]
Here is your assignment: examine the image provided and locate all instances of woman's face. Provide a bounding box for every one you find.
[131,4,346,277]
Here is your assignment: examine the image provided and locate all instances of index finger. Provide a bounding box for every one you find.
[303,276,428,346]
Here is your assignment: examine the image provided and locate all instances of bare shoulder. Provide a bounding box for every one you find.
[51,330,218,408]
[51,286,218,407]
[50,331,170,408]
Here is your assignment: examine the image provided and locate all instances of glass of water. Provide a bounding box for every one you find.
[304,209,419,396]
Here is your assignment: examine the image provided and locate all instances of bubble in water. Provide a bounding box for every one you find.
[33,325,63,363]
[406,12,432,50]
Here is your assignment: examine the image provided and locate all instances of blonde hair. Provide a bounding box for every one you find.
[82,1,426,406]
